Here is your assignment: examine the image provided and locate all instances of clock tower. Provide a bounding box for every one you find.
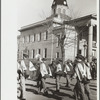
[51,0,71,21]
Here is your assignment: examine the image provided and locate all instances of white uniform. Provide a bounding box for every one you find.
[73,62,92,81]
[20,60,27,99]
[64,64,71,74]
[40,62,48,77]
[56,64,62,72]
[29,61,36,71]
[21,60,27,71]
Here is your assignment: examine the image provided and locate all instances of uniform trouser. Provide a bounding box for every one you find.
[66,74,71,86]
[78,81,91,100]
[92,68,96,79]
[21,76,26,98]
[37,74,47,93]
[41,77,47,93]
[56,75,61,91]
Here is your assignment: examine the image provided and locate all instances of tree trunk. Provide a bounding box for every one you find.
[61,45,65,64]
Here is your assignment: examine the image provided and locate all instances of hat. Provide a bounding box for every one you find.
[92,57,97,61]
[35,54,42,60]
[23,53,29,58]
[42,58,47,61]
[23,47,29,58]
[67,59,72,63]
[76,54,85,61]
[56,58,62,64]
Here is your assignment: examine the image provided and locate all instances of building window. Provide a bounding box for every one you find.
[27,50,29,58]
[31,49,35,58]
[58,8,61,14]
[22,37,25,43]
[37,33,41,41]
[29,35,30,42]
[56,35,60,47]
[53,8,56,14]
[37,49,41,54]
[56,52,59,58]
[43,48,47,58]
[30,35,35,42]
[22,51,23,59]
[80,33,83,40]
[40,33,41,40]
[25,36,29,43]
[43,31,48,40]
[78,49,82,54]
[17,49,19,59]
[63,9,66,14]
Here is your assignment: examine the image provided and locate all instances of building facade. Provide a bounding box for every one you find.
[18,0,97,64]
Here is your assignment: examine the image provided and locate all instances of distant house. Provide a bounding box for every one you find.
[18,0,97,63]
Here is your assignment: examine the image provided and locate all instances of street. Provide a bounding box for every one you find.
[21,77,97,100]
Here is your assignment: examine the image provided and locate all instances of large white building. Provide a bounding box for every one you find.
[18,0,97,64]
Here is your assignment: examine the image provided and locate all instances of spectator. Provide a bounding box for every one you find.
[90,58,97,79]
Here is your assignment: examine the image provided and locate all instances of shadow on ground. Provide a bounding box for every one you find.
[26,82,74,100]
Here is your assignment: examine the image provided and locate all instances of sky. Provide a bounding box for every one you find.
[17,0,97,30]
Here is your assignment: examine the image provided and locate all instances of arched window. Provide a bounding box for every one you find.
[63,9,66,14]
[58,8,61,14]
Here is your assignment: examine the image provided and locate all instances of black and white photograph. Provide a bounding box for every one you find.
[1,0,99,100]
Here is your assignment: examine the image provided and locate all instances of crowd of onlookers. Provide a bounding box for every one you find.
[17,53,97,100]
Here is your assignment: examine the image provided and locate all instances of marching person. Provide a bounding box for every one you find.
[55,59,63,92]
[64,59,74,87]
[19,52,29,100]
[72,54,92,100]
[29,60,37,79]
[48,60,56,78]
[17,62,22,99]
[35,54,49,95]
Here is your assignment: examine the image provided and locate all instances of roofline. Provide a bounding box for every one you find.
[19,18,53,32]
[52,4,68,8]
[64,14,97,25]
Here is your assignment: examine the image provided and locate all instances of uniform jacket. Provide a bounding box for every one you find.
[21,60,27,71]
[40,62,48,77]
[56,63,62,72]
[73,60,91,81]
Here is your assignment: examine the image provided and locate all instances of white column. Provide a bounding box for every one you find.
[51,33,54,63]
[88,25,93,62]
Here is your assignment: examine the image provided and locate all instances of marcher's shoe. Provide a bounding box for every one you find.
[65,84,71,88]
[37,90,42,95]
[22,98,26,100]
[56,90,60,92]
[43,91,48,96]
[37,91,43,95]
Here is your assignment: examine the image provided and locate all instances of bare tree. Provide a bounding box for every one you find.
[38,9,87,63]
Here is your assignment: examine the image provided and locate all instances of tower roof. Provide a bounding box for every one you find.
[52,0,68,7]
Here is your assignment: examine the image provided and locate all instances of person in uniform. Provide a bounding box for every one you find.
[55,59,62,92]
[90,58,97,79]
[20,53,29,99]
[72,54,92,100]
[64,59,74,87]
[35,54,49,95]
